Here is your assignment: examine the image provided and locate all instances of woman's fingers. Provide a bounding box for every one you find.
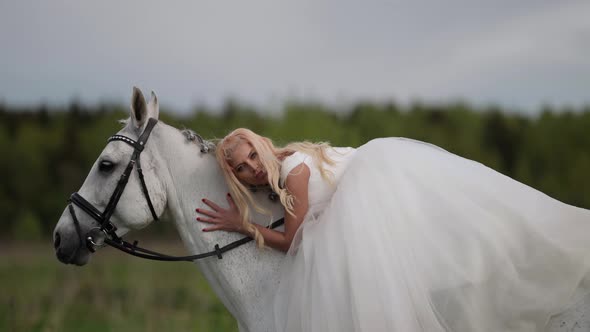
[202,226,224,232]
[196,216,217,224]
[226,193,236,208]
[197,196,240,233]
[196,207,220,219]
[202,198,224,212]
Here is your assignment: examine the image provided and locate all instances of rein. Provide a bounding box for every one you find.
[67,118,284,263]
[101,218,284,262]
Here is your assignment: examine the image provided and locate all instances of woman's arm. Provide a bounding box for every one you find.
[196,163,310,252]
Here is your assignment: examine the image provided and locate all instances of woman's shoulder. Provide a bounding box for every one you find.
[281,151,310,172]
[280,151,312,184]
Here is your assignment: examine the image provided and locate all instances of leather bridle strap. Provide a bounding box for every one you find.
[64,203,86,263]
[106,118,159,223]
[68,118,159,245]
[102,217,285,261]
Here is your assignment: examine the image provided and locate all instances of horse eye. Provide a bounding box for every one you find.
[99,160,115,173]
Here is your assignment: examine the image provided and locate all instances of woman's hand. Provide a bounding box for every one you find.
[196,194,245,234]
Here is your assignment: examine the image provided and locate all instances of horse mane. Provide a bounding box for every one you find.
[118,117,215,153]
[181,128,216,153]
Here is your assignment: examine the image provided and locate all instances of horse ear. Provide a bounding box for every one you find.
[147,91,160,120]
[130,86,148,129]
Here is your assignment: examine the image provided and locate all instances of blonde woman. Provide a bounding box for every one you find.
[197,128,590,332]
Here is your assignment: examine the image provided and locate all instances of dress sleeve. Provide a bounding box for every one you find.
[280,152,310,187]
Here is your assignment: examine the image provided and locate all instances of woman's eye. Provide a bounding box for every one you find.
[235,165,243,172]
[99,160,115,173]
[251,152,258,159]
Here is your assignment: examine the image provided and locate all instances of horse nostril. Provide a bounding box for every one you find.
[54,232,61,249]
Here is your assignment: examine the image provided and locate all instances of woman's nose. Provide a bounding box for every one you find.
[246,160,257,171]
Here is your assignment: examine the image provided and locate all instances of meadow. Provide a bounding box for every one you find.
[1,240,237,332]
[2,101,589,331]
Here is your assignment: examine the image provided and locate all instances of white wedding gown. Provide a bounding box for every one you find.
[270,137,590,332]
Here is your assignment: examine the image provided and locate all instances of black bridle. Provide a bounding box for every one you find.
[67,118,284,263]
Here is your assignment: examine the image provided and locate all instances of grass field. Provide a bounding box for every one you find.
[0,240,237,332]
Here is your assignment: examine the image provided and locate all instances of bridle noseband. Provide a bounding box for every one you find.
[66,118,283,264]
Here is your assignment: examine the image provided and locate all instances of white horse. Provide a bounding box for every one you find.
[53,87,590,332]
[53,87,285,332]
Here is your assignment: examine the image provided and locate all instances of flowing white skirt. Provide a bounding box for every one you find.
[271,138,590,332]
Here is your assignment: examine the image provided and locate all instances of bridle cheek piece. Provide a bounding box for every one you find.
[66,118,284,263]
[67,118,159,256]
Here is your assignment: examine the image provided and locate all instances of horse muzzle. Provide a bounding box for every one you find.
[53,212,92,266]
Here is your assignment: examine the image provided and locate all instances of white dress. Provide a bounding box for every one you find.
[270,137,590,332]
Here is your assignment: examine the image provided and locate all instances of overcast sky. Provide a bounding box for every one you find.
[1,0,589,114]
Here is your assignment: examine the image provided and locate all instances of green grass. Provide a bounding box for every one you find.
[0,241,237,332]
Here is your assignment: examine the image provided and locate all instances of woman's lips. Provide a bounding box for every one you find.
[255,170,265,179]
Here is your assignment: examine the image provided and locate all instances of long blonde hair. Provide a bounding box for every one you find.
[215,128,335,247]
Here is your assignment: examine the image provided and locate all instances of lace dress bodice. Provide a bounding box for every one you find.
[279,147,356,217]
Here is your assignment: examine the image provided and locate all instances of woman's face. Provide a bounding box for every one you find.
[229,141,268,186]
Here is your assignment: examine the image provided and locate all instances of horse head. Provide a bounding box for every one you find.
[53,87,167,265]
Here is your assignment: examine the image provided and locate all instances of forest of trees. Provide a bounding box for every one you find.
[1,100,589,240]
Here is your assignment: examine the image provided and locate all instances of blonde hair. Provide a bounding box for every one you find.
[215,128,335,247]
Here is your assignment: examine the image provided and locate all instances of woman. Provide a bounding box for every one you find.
[197,128,590,331]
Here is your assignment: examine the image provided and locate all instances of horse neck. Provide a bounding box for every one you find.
[151,123,284,330]
[151,124,235,252]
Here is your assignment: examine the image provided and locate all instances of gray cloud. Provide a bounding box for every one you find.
[1,0,588,113]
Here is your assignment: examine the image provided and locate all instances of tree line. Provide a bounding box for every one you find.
[1,100,589,240]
